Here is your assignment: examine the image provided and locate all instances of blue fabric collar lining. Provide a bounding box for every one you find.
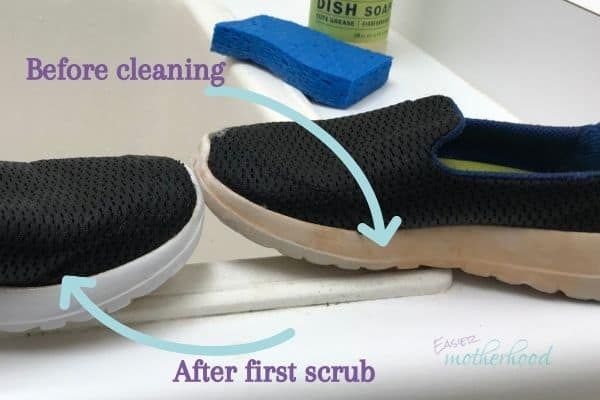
[433,110,600,179]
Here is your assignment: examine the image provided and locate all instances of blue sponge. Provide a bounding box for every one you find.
[211,15,393,109]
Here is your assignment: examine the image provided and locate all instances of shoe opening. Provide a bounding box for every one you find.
[437,119,600,174]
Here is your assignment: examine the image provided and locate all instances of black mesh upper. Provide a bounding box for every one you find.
[208,95,600,233]
[0,156,197,287]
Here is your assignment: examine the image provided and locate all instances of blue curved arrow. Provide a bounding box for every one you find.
[205,86,402,247]
[59,276,295,355]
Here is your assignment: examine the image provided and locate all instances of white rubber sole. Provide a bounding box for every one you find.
[0,166,205,333]
[196,133,600,301]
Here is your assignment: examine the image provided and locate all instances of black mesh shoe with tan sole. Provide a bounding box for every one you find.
[0,155,204,332]
[195,95,600,301]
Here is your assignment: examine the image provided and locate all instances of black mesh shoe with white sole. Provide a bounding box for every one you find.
[0,155,204,332]
[196,95,600,301]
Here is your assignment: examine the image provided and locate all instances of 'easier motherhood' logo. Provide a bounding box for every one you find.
[433,335,553,367]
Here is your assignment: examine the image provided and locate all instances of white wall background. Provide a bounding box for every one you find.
[392,0,600,125]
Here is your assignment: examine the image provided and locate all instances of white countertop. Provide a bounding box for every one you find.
[3,272,599,400]
[2,1,598,399]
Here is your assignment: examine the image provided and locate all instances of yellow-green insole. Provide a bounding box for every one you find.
[440,158,528,174]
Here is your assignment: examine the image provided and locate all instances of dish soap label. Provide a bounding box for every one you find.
[309,0,393,46]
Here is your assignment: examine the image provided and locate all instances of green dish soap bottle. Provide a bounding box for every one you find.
[308,0,393,52]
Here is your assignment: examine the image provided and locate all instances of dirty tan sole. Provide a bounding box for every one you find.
[194,133,600,301]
